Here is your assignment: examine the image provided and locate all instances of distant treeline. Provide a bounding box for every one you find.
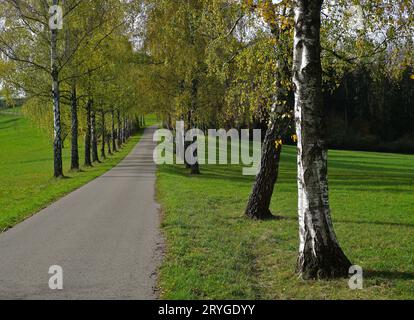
[0,98,26,109]
[324,67,414,154]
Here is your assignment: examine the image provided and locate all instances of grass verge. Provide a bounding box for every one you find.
[157,144,414,299]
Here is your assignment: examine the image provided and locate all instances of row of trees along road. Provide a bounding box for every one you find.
[0,0,413,280]
[0,0,147,177]
[139,0,413,279]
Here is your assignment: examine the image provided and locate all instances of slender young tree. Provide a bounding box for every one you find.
[245,1,294,219]
[84,99,93,167]
[0,0,132,176]
[101,109,107,159]
[111,109,117,152]
[107,131,112,155]
[293,0,351,279]
[70,82,79,170]
[91,109,100,163]
[117,110,123,148]
[49,0,64,177]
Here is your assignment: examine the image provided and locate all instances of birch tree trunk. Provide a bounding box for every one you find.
[293,0,351,279]
[245,120,283,219]
[121,118,125,144]
[184,111,192,169]
[84,99,92,167]
[70,83,79,171]
[245,84,291,219]
[125,118,129,140]
[244,16,295,220]
[112,110,117,152]
[117,110,122,148]
[50,8,63,178]
[124,118,128,141]
[189,79,200,175]
[91,110,99,163]
[101,110,106,159]
[107,132,112,155]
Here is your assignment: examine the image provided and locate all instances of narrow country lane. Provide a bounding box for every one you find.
[0,126,163,300]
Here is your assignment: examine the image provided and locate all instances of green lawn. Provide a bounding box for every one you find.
[0,113,149,232]
[157,144,414,299]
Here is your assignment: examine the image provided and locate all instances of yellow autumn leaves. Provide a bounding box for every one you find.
[275,134,298,150]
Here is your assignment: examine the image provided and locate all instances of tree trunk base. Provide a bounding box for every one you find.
[190,165,200,175]
[297,245,352,280]
[245,207,275,220]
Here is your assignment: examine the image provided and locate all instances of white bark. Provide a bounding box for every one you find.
[51,0,63,177]
[293,0,350,279]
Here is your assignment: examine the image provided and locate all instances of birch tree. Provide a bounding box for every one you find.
[293,0,351,279]
[0,0,134,174]
[0,1,66,176]
[243,0,295,220]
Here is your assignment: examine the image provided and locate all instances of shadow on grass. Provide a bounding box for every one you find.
[69,169,85,173]
[337,219,414,228]
[330,177,414,189]
[57,176,72,180]
[366,270,414,280]
[0,118,20,129]
[159,164,256,183]
[160,162,413,190]
[330,152,414,162]
[160,161,414,225]
[247,213,414,229]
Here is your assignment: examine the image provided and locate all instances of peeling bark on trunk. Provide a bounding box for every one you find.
[84,100,92,167]
[293,0,351,279]
[70,83,79,171]
[101,110,106,159]
[51,11,63,178]
[91,110,99,163]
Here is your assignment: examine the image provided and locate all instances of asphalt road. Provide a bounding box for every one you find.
[0,126,163,300]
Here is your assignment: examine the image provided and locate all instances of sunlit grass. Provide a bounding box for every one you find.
[157,143,414,299]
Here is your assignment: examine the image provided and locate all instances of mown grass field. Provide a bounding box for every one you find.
[157,143,414,299]
[0,111,155,232]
